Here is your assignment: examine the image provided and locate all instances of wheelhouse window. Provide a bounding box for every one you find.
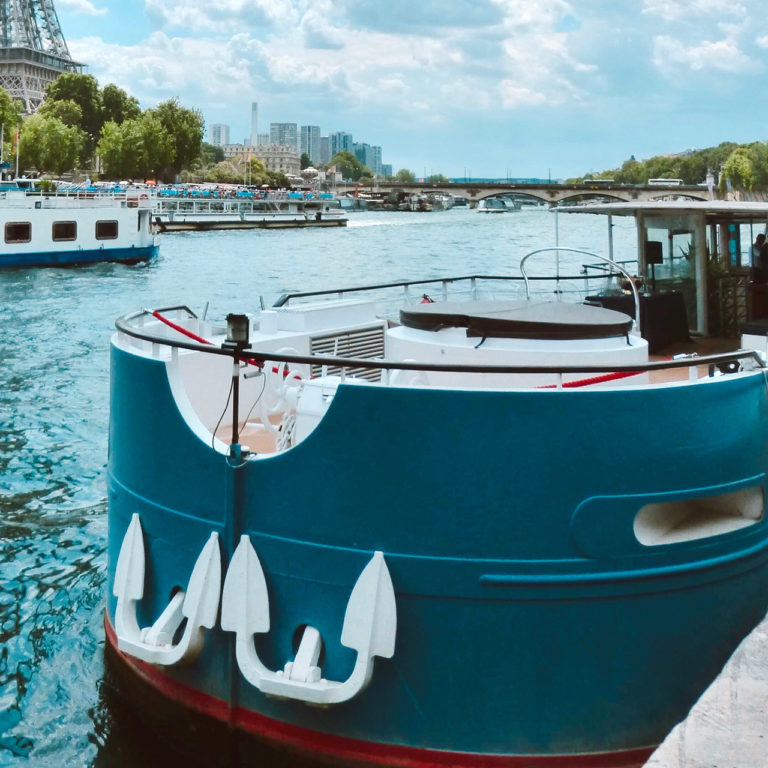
[96,220,118,240]
[5,222,30,243]
[52,221,77,241]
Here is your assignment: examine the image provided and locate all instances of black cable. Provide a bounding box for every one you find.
[211,377,234,453]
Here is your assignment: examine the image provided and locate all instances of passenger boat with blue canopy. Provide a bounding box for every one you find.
[105,241,768,767]
[0,183,158,268]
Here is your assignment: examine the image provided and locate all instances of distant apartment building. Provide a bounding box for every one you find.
[329,131,353,158]
[300,125,321,165]
[250,102,258,146]
[381,164,393,178]
[222,143,300,177]
[256,133,270,146]
[270,123,299,152]
[209,123,230,146]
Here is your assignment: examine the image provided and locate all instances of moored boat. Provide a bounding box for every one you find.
[105,242,768,767]
[476,197,509,212]
[152,194,347,231]
[0,184,157,268]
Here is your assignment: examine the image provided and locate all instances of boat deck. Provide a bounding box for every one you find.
[217,336,747,456]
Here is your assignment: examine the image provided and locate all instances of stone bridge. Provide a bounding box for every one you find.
[336,181,718,206]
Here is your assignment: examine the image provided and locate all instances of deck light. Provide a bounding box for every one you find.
[225,313,250,347]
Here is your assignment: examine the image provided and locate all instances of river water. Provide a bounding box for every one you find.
[0,207,641,767]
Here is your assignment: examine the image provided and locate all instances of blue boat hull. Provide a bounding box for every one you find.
[106,344,768,764]
[0,244,158,268]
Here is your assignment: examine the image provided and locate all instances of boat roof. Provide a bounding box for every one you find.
[557,200,768,223]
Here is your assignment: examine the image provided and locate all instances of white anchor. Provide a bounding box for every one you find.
[220,535,397,705]
[113,514,222,665]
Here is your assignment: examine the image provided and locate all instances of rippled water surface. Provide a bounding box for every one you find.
[0,207,639,766]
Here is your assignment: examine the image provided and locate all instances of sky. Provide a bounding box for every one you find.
[52,0,768,179]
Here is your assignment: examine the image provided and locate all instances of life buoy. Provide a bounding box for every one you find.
[140,193,148,200]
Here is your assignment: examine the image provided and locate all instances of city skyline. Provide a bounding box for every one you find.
[53,0,768,179]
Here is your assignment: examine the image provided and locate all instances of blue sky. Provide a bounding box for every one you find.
[54,0,768,178]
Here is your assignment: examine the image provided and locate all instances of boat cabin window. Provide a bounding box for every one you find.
[52,221,77,241]
[96,220,118,240]
[5,222,30,243]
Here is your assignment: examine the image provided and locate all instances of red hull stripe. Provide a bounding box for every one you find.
[104,614,654,768]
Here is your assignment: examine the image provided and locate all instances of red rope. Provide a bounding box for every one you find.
[538,370,642,388]
[151,310,265,369]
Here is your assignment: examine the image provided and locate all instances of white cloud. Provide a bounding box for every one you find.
[642,0,747,21]
[57,0,106,16]
[144,0,298,32]
[652,34,755,73]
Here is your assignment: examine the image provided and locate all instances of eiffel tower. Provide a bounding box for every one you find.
[0,0,83,114]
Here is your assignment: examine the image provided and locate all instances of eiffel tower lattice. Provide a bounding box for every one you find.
[0,0,84,114]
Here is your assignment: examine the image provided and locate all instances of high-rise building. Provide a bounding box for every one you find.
[329,131,353,158]
[256,133,270,146]
[300,125,321,165]
[0,0,84,114]
[270,123,299,152]
[250,103,258,146]
[209,123,230,146]
[319,136,330,166]
[353,142,382,176]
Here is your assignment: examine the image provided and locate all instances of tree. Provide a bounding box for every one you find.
[329,150,368,181]
[38,98,82,128]
[19,113,84,175]
[720,147,754,191]
[300,152,311,170]
[101,84,140,125]
[97,113,174,179]
[426,173,449,183]
[45,73,102,144]
[0,86,23,164]
[147,98,204,181]
[199,142,225,165]
[395,168,416,182]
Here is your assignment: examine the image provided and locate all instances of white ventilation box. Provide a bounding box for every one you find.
[275,300,378,332]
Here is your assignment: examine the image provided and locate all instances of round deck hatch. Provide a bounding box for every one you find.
[400,300,634,340]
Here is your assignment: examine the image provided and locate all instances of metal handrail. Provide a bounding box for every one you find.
[115,307,764,375]
[520,247,642,335]
[274,273,595,307]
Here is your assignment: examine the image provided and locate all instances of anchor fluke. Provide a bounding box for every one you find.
[341,550,396,660]
[113,515,222,666]
[222,542,397,705]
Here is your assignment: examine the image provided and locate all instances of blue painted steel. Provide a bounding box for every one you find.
[0,244,158,268]
[107,343,768,758]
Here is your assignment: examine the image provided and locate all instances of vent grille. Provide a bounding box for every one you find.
[310,324,386,381]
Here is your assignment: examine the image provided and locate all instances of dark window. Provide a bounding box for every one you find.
[96,220,118,240]
[52,221,76,241]
[5,222,30,243]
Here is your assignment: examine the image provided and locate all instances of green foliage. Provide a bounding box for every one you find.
[720,147,754,191]
[199,142,225,165]
[147,98,204,180]
[358,174,374,186]
[45,73,102,142]
[426,173,449,183]
[101,84,140,124]
[395,168,416,182]
[330,151,369,181]
[300,152,311,170]
[97,114,174,179]
[39,98,83,128]
[19,113,85,175]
